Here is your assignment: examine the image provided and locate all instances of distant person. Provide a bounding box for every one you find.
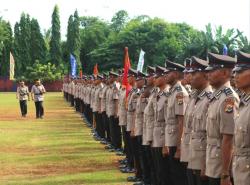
[31,79,46,119]
[16,80,30,117]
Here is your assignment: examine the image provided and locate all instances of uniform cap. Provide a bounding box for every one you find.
[165,59,185,72]
[189,56,208,72]
[233,51,250,72]
[205,52,235,71]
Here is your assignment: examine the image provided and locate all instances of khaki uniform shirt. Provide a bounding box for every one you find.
[93,85,102,112]
[106,86,111,117]
[118,88,127,126]
[107,83,119,117]
[205,81,239,178]
[31,85,46,102]
[164,81,189,147]
[232,93,250,185]
[90,86,95,109]
[152,86,170,148]
[127,88,139,132]
[143,87,158,145]
[188,86,213,170]
[100,85,108,113]
[135,88,148,136]
[180,89,198,162]
[17,86,29,101]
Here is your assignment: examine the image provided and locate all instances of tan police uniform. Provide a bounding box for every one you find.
[180,89,198,162]
[118,87,127,126]
[233,94,250,185]
[127,88,139,133]
[164,81,189,147]
[152,85,170,147]
[134,88,148,137]
[205,81,239,178]
[145,87,158,145]
[188,86,213,170]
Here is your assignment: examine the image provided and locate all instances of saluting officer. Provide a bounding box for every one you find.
[205,52,239,185]
[232,51,250,185]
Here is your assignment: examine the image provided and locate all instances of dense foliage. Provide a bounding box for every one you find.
[0,7,249,80]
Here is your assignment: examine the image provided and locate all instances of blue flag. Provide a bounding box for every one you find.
[223,44,228,55]
[70,54,77,77]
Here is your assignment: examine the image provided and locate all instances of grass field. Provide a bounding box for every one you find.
[0,92,130,185]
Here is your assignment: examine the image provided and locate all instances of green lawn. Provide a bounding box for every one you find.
[0,92,130,185]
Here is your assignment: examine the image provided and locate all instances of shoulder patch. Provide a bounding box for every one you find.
[176,92,184,105]
[224,97,235,113]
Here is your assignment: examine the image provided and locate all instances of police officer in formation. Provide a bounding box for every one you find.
[62,50,250,185]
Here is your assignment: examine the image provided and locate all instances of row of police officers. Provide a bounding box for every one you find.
[62,51,250,185]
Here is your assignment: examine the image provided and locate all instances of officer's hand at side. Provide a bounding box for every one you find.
[220,177,231,185]
[162,146,169,157]
[174,147,181,159]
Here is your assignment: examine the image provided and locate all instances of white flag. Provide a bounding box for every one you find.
[136,49,145,72]
[9,52,15,80]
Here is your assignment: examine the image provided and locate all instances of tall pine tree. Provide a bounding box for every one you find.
[50,5,61,67]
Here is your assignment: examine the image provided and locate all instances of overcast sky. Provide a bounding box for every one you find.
[0,0,249,40]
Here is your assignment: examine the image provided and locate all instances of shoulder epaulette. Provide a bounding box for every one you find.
[214,90,223,99]
[224,87,233,96]
[244,94,250,103]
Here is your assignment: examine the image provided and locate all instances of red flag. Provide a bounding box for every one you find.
[79,69,83,78]
[122,47,131,97]
[93,64,99,77]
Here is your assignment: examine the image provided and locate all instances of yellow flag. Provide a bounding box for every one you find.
[9,52,15,80]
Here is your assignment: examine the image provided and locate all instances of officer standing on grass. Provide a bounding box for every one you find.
[31,79,46,119]
[16,80,30,117]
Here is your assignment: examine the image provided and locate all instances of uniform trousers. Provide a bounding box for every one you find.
[70,95,74,106]
[102,112,111,142]
[151,147,170,185]
[131,136,142,179]
[109,116,122,149]
[182,162,196,185]
[96,112,105,138]
[35,101,44,118]
[192,170,208,185]
[137,136,152,185]
[125,131,134,169]
[19,100,27,116]
[168,146,188,185]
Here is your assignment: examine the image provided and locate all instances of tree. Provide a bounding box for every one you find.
[66,10,81,72]
[50,5,61,67]
[0,19,12,76]
[110,10,129,32]
[30,18,47,64]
